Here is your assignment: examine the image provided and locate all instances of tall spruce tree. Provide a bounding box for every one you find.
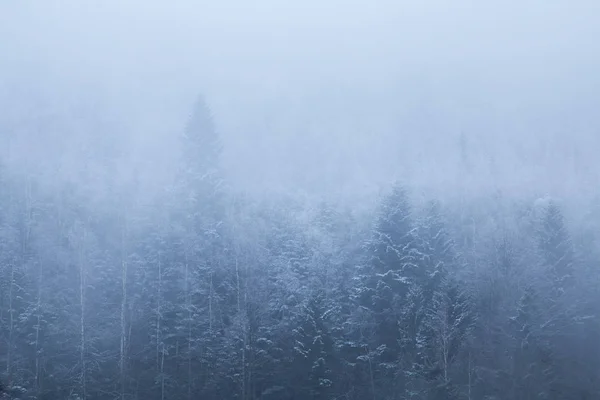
[355,183,418,399]
[292,291,334,400]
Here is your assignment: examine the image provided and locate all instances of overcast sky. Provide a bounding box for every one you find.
[1,0,599,203]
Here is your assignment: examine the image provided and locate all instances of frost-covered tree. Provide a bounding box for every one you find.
[165,95,229,399]
[354,183,419,398]
[401,200,459,398]
[292,291,335,400]
[535,199,575,294]
[508,286,547,399]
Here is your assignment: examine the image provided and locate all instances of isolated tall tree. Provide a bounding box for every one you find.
[170,95,229,399]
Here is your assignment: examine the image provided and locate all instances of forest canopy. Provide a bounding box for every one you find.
[1,95,599,400]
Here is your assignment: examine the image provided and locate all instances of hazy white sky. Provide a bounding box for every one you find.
[1,0,599,201]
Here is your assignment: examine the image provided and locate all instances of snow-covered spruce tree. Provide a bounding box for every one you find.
[508,285,546,400]
[252,200,314,398]
[416,280,474,400]
[14,177,75,399]
[307,202,363,398]
[400,199,458,398]
[261,199,312,321]
[535,199,575,295]
[417,200,456,299]
[0,171,32,394]
[533,199,582,399]
[469,231,523,400]
[36,187,101,400]
[135,216,177,400]
[355,183,419,399]
[292,291,335,400]
[91,193,148,400]
[168,95,231,399]
[570,196,600,397]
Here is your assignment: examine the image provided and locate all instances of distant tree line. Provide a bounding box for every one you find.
[1,96,599,400]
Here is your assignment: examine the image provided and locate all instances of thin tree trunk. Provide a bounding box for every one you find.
[79,224,88,400]
[366,345,375,400]
[34,257,44,396]
[468,350,472,400]
[184,250,192,400]
[6,261,14,382]
[120,219,128,400]
[235,255,246,400]
[160,343,166,400]
[156,255,162,371]
[209,272,213,331]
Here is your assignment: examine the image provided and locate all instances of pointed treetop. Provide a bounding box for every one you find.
[181,95,222,173]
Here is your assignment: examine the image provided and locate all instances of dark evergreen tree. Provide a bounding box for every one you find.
[355,183,419,399]
[534,199,579,399]
[169,95,229,400]
[536,200,575,294]
[509,286,547,400]
[292,292,334,400]
[401,200,458,399]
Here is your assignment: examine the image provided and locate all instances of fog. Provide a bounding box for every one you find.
[2,3,600,399]
[2,0,599,204]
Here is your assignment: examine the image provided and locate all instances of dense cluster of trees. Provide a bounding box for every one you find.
[1,96,600,400]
